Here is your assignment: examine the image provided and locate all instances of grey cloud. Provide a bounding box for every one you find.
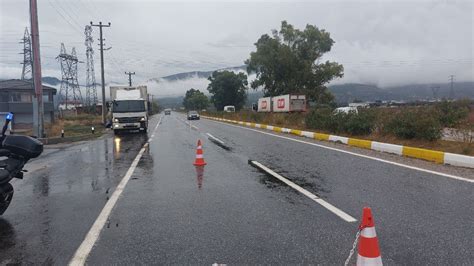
[0,0,472,90]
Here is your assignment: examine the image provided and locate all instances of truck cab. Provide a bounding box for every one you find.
[110,86,149,134]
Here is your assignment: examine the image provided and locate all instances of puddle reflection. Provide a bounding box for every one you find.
[0,218,15,252]
[195,166,205,190]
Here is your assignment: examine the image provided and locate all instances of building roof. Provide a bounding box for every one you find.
[0,79,57,94]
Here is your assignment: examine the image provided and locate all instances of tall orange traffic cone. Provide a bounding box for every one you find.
[193,140,207,166]
[357,207,382,265]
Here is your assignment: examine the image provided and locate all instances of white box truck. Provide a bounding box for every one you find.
[271,94,306,112]
[110,86,149,134]
[257,97,272,112]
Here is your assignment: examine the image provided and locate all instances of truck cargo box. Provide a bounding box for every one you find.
[110,86,148,101]
[272,94,306,112]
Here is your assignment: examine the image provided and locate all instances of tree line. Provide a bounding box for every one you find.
[183,20,343,111]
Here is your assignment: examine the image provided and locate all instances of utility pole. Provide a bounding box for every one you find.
[125,71,135,86]
[449,75,455,100]
[90,21,111,125]
[30,0,44,138]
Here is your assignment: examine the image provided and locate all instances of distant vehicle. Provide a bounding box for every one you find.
[334,106,358,114]
[110,86,149,134]
[257,94,306,113]
[164,109,171,115]
[223,105,235,112]
[187,111,200,120]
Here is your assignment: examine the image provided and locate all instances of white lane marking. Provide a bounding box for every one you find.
[206,119,474,183]
[206,133,225,145]
[177,117,200,131]
[250,161,357,223]
[69,116,163,266]
[187,120,199,130]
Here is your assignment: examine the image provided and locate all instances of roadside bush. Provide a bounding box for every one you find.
[305,108,334,131]
[305,108,375,135]
[435,100,470,127]
[344,109,376,135]
[384,108,441,141]
[249,112,261,123]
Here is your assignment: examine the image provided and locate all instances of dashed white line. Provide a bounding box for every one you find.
[69,116,163,266]
[206,119,474,183]
[176,117,200,131]
[249,160,357,223]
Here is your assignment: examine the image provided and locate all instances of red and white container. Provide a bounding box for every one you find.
[257,97,272,112]
[271,94,306,112]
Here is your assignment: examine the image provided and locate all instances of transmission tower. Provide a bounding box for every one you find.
[57,43,83,109]
[449,75,455,100]
[20,27,33,80]
[84,25,97,108]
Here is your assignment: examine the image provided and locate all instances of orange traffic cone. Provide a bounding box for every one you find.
[357,207,382,265]
[193,140,207,166]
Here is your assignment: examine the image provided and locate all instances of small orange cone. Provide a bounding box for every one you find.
[193,140,207,166]
[357,207,382,265]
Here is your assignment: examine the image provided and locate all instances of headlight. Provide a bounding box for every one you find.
[140,117,146,121]
[113,118,119,122]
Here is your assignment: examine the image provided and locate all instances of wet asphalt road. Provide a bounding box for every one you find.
[0,121,152,265]
[1,113,473,264]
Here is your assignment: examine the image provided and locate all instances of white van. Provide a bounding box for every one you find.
[334,107,358,114]
[223,105,235,112]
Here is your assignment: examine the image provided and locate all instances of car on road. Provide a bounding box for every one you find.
[187,111,200,120]
[164,109,171,115]
[223,105,235,112]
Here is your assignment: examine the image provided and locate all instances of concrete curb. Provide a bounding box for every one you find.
[202,116,474,169]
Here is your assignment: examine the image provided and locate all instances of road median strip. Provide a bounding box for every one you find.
[202,115,474,169]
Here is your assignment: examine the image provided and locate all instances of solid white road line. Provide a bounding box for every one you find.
[207,120,474,183]
[69,116,163,266]
[206,133,225,145]
[250,160,357,223]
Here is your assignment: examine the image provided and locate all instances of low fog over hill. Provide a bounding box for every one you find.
[31,67,474,107]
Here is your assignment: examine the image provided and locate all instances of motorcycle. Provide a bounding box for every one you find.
[0,113,43,215]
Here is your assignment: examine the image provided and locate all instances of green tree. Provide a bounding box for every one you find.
[207,70,248,110]
[246,21,343,104]
[183,88,209,110]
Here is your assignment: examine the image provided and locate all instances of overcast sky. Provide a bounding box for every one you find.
[0,0,473,93]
